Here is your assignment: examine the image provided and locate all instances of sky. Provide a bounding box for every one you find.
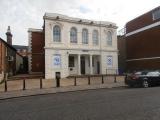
[0,0,159,45]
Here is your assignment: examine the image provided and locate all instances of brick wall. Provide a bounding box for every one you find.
[126,25,160,59]
[126,7,160,33]
[125,7,160,71]
[31,31,45,73]
[125,6,160,71]
[127,58,160,71]
[0,41,7,74]
[118,35,126,73]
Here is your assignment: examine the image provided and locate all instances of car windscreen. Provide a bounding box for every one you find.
[146,72,160,76]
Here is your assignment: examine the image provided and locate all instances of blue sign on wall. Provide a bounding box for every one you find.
[107,56,113,67]
[53,54,61,67]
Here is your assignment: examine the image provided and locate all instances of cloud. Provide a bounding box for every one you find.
[0,0,159,45]
[79,5,92,14]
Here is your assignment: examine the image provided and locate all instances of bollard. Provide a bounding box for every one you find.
[114,75,117,83]
[55,72,61,87]
[102,75,104,84]
[23,78,26,90]
[4,79,7,92]
[74,77,77,86]
[4,73,7,92]
[88,76,90,85]
[40,78,42,89]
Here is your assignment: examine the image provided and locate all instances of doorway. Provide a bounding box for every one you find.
[81,56,85,74]
[97,61,100,74]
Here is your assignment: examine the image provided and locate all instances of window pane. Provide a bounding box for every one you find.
[70,27,77,43]
[82,29,88,44]
[107,31,112,46]
[93,30,98,45]
[152,8,160,20]
[53,25,61,42]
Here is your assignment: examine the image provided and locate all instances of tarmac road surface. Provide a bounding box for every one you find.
[0,87,160,120]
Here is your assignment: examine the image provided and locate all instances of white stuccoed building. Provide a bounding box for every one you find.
[43,13,118,79]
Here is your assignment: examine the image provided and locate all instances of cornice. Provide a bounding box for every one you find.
[43,13,118,29]
[44,47,118,52]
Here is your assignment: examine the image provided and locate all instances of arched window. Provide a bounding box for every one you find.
[70,27,77,43]
[107,31,112,46]
[53,25,61,42]
[92,30,98,45]
[82,29,88,44]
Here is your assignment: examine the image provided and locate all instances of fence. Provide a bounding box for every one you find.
[0,74,125,92]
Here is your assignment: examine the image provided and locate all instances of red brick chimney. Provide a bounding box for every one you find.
[6,26,12,45]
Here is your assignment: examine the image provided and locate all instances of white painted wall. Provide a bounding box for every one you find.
[16,54,23,73]
[85,55,90,74]
[44,14,118,79]
[69,55,78,75]
[93,56,100,74]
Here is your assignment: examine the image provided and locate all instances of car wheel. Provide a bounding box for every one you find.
[142,80,149,88]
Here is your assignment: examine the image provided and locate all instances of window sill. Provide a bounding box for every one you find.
[104,45,113,47]
[93,44,99,46]
[70,42,78,45]
[53,42,63,44]
[82,43,89,45]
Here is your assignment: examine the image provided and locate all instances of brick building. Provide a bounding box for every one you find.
[28,29,45,74]
[125,6,160,71]
[0,26,23,81]
[117,35,126,74]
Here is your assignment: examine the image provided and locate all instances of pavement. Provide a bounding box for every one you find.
[0,76,125,100]
[1,86,160,120]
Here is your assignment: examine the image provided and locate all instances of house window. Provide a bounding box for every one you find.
[69,56,74,67]
[53,25,61,42]
[82,29,88,44]
[107,56,113,67]
[152,8,160,20]
[70,27,77,43]
[92,30,98,45]
[107,31,112,46]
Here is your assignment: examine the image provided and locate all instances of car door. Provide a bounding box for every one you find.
[153,72,160,84]
[157,72,160,84]
[146,72,155,85]
[147,72,160,85]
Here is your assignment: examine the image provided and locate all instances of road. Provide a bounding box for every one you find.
[0,87,160,120]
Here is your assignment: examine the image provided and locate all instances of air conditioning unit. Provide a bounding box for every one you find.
[8,56,14,61]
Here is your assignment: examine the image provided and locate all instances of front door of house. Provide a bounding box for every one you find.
[81,56,85,74]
